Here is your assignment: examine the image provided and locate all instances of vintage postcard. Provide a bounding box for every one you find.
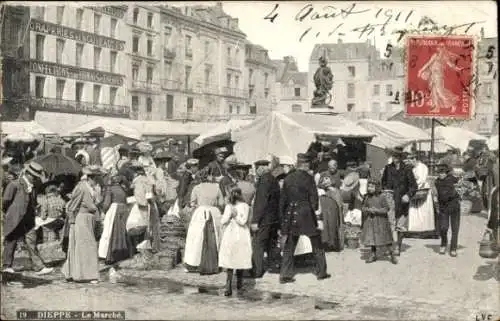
[0,1,498,320]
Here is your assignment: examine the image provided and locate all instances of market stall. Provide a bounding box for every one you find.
[487,135,499,151]
[232,112,374,165]
[428,126,487,153]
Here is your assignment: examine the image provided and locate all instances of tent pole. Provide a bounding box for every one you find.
[187,135,191,157]
[430,118,436,175]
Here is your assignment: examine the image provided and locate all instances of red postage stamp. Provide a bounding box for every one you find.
[404,35,476,119]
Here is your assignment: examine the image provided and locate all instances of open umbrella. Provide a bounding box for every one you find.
[31,153,82,177]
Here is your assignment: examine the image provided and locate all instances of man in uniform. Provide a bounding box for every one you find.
[251,159,281,277]
[279,153,330,284]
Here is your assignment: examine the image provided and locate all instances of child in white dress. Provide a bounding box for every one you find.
[218,188,252,296]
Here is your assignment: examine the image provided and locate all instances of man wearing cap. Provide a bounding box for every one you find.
[2,162,53,275]
[206,147,229,179]
[251,159,281,277]
[381,147,418,256]
[279,153,329,283]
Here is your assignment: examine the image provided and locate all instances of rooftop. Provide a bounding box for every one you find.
[310,40,379,62]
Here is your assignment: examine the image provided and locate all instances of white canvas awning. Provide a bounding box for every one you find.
[357,119,433,149]
[1,121,55,136]
[193,119,254,147]
[427,126,487,152]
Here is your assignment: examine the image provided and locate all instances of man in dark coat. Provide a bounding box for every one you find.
[176,159,199,209]
[279,153,330,284]
[381,147,418,256]
[251,159,281,278]
[206,147,229,178]
[2,162,54,275]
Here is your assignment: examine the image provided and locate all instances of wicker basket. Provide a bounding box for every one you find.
[346,237,360,249]
[460,200,473,215]
[412,188,430,202]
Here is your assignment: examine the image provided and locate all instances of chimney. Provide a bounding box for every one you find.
[480,27,485,39]
[216,2,223,10]
[338,38,343,44]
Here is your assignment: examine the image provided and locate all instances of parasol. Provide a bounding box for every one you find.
[31,153,82,177]
[5,131,41,143]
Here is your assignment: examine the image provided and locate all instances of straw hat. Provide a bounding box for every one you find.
[24,161,45,180]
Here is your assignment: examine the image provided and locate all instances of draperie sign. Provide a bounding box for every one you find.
[404,35,475,119]
[30,60,124,86]
[30,19,125,51]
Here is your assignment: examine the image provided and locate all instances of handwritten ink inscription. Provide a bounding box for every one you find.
[405,36,475,119]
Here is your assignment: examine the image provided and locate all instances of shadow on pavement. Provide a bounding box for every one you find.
[1,272,53,289]
[425,244,466,254]
[473,260,499,282]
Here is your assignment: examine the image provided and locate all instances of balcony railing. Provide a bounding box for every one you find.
[203,84,219,95]
[223,87,246,98]
[29,96,129,118]
[161,79,182,91]
[177,112,257,122]
[131,80,161,92]
[226,58,240,68]
[164,48,176,60]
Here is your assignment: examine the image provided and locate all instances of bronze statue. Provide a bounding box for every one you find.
[312,56,334,106]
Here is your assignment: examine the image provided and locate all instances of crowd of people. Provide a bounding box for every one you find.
[2,136,499,295]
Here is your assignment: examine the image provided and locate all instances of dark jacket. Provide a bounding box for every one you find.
[102,184,128,213]
[252,172,280,226]
[434,174,460,205]
[177,171,194,209]
[279,169,320,237]
[206,160,228,178]
[381,162,418,218]
[3,178,37,238]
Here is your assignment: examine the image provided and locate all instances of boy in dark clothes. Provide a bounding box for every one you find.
[434,163,461,257]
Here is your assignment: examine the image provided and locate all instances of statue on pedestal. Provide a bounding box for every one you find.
[312,56,334,107]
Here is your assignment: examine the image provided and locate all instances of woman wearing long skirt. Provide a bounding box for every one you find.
[184,174,224,274]
[407,154,435,232]
[99,175,132,265]
[219,188,252,296]
[317,176,344,251]
[62,166,104,283]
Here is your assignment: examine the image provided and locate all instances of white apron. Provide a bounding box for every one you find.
[183,206,222,267]
[408,162,435,232]
[98,203,118,259]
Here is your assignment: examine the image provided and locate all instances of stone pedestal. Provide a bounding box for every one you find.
[306,105,337,115]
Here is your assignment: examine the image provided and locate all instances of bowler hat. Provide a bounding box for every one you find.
[392,146,404,156]
[436,163,452,174]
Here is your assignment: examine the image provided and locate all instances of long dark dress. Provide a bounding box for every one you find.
[360,193,393,247]
[319,190,343,250]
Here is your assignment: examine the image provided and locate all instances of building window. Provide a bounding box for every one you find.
[373,84,380,96]
[93,47,101,70]
[347,83,355,99]
[109,87,117,105]
[164,62,172,79]
[250,106,257,114]
[249,87,254,98]
[56,6,64,25]
[249,68,253,84]
[110,18,117,38]
[347,103,355,111]
[132,65,138,81]
[235,75,239,89]
[371,102,381,113]
[76,9,83,29]
[56,39,65,64]
[204,41,209,57]
[229,104,233,114]
[35,77,45,98]
[187,97,193,113]
[110,51,117,73]
[264,73,269,88]
[291,104,302,113]
[294,88,301,97]
[75,82,83,102]
[204,67,211,86]
[185,35,192,58]
[147,13,153,28]
[94,14,101,35]
[164,27,172,46]
[235,48,240,66]
[75,43,83,67]
[385,101,393,113]
[146,66,153,83]
[147,39,153,56]
[227,47,231,64]
[93,85,101,104]
[35,35,45,60]
[35,7,45,20]
[132,36,139,53]
[185,66,192,90]
[386,84,393,96]
[132,96,139,111]
[236,105,241,114]
[146,97,152,113]
[56,79,65,100]
[226,74,231,87]
[484,82,493,98]
[348,66,356,77]
[133,8,139,24]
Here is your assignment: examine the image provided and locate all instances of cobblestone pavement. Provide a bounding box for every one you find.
[2,214,498,320]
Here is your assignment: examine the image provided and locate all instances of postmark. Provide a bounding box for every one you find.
[404,35,477,119]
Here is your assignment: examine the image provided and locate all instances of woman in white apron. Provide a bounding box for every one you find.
[408,154,435,232]
[183,174,224,274]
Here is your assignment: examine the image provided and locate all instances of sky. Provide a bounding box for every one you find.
[180,1,498,71]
